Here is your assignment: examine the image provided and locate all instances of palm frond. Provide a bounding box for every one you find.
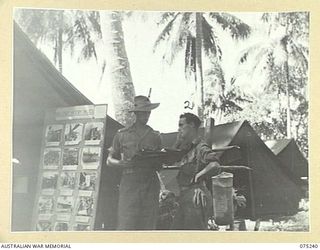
[261,13,273,23]
[155,13,190,65]
[78,39,97,62]
[157,12,177,25]
[178,12,192,46]
[238,42,265,64]
[209,12,251,39]
[201,15,219,57]
[153,12,181,52]
[86,11,102,38]
[289,39,309,70]
[169,12,192,63]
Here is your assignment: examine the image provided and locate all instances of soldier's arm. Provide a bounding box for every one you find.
[106,132,131,168]
[193,144,221,182]
[106,153,129,167]
[194,161,221,183]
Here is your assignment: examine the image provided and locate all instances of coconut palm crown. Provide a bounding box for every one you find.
[153,12,251,118]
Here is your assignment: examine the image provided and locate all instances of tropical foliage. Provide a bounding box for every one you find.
[234,12,309,156]
[15,9,135,126]
[153,12,251,118]
[15,9,102,72]
[14,10,309,156]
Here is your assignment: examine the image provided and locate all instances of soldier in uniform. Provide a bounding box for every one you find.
[107,95,162,230]
[172,113,249,230]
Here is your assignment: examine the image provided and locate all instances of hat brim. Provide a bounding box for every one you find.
[128,103,160,112]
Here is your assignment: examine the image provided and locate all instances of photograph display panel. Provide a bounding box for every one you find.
[33,105,107,231]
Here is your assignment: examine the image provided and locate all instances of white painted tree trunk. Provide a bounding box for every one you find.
[100,11,136,126]
[195,12,204,120]
[284,60,291,138]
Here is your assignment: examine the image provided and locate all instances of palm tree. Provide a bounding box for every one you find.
[204,60,251,123]
[15,9,136,126]
[15,9,100,73]
[237,12,309,138]
[153,12,251,118]
[100,11,136,126]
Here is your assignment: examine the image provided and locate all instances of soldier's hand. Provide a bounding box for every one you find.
[107,156,133,168]
[193,188,207,208]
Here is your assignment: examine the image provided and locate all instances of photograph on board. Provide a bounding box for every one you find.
[81,147,101,170]
[45,124,63,147]
[36,221,53,231]
[64,123,84,145]
[12,7,309,232]
[38,196,55,214]
[79,172,97,191]
[54,222,69,231]
[43,148,61,170]
[56,196,75,213]
[84,122,104,145]
[76,196,94,216]
[73,223,91,231]
[62,148,79,170]
[40,171,58,195]
[59,171,77,196]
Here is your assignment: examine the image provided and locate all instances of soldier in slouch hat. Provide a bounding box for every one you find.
[107,95,162,230]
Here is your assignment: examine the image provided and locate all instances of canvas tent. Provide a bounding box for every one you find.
[265,139,308,179]
[161,121,302,219]
[211,121,302,219]
[13,22,123,231]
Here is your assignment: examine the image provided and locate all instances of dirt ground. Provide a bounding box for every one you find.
[213,199,309,231]
[245,199,309,232]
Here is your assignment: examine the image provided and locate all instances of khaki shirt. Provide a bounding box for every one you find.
[176,138,219,187]
[110,124,162,162]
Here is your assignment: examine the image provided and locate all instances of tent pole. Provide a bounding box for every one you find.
[204,118,215,146]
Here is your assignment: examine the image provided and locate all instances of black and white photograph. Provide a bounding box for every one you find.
[56,196,75,213]
[54,222,69,231]
[43,148,61,169]
[40,172,58,195]
[64,123,84,145]
[81,147,101,170]
[76,196,94,216]
[11,7,309,233]
[84,122,104,145]
[36,221,53,231]
[75,215,91,224]
[38,196,54,214]
[44,124,63,147]
[78,172,97,191]
[62,148,79,170]
[59,172,77,196]
[73,224,91,231]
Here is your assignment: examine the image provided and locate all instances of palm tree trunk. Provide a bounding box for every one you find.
[284,60,291,138]
[195,12,204,119]
[58,10,63,73]
[100,11,135,126]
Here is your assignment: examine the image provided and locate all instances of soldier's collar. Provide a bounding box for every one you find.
[129,123,151,132]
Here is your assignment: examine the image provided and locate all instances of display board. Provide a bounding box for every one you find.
[32,104,108,231]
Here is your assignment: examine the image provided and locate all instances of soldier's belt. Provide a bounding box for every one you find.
[122,167,157,175]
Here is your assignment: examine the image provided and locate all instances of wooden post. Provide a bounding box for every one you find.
[254,219,261,231]
[204,118,215,146]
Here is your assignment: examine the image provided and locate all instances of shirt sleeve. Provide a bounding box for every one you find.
[110,132,121,160]
[197,142,219,165]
